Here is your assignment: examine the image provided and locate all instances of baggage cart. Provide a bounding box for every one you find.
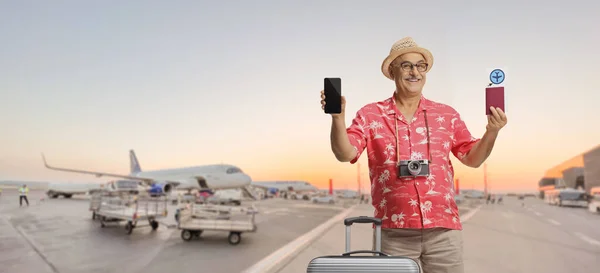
[89,190,168,235]
[176,203,258,245]
[307,216,421,273]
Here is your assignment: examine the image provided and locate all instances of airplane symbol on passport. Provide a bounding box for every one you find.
[489,69,505,85]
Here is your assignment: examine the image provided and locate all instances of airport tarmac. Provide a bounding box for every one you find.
[5,190,598,273]
[463,197,600,273]
[0,189,353,273]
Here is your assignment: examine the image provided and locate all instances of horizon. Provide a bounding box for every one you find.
[1,1,599,193]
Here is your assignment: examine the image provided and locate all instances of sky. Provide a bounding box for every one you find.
[1,1,599,193]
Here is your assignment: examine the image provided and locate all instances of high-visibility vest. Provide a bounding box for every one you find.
[19,187,28,196]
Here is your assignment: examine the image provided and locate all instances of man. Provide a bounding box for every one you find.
[19,184,29,207]
[319,37,507,272]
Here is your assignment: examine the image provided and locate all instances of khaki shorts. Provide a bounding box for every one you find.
[373,228,464,273]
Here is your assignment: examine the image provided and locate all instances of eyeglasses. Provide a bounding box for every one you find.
[396,61,428,72]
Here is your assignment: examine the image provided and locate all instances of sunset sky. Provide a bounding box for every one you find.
[1,1,598,193]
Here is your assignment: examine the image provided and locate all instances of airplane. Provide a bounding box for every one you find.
[252,180,318,192]
[41,149,255,198]
[251,180,319,200]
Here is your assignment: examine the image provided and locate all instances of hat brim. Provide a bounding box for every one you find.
[381,48,434,80]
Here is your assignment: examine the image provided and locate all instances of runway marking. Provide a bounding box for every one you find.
[534,211,543,216]
[547,219,561,226]
[460,204,482,223]
[241,204,358,273]
[574,232,600,246]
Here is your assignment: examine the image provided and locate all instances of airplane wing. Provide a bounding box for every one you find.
[41,153,181,187]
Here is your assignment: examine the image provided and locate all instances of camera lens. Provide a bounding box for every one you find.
[407,161,422,176]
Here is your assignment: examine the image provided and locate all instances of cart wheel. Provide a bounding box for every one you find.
[125,221,134,235]
[228,232,241,245]
[92,211,96,220]
[150,220,159,230]
[181,230,193,241]
[194,230,203,238]
[100,216,106,228]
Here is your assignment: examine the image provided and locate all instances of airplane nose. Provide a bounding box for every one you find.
[243,173,252,184]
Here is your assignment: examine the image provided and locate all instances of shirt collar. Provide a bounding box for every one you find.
[382,91,434,118]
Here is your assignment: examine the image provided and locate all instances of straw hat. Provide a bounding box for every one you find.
[381,37,434,80]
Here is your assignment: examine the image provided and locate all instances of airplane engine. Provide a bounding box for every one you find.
[149,182,173,195]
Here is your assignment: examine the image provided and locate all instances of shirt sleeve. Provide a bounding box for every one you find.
[451,112,480,163]
[346,109,368,164]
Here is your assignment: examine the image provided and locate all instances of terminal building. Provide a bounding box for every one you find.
[537,144,600,198]
[584,146,600,192]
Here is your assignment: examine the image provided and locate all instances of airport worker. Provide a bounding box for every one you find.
[19,184,30,207]
[320,37,507,273]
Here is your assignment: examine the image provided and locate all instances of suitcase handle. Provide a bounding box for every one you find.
[344,216,382,226]
[344,216,382,253]
[342,250,389,257]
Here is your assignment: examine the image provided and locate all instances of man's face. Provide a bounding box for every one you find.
[391,53,428,95]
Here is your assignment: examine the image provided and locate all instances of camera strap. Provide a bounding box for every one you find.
[394,110,432,164]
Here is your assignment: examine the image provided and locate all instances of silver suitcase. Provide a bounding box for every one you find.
[307,216,421,273]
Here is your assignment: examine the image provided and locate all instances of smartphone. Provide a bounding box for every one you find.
[486,86,505,115]
[324,78,342,114]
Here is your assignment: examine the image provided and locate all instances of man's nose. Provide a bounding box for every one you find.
[409,68,419,76]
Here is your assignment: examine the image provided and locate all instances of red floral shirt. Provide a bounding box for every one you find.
[347,93,480,230]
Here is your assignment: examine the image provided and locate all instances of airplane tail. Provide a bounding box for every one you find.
[129,150,142,175]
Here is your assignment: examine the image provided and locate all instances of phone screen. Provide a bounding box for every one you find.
[324,78,342,114]
[486,86,505,115]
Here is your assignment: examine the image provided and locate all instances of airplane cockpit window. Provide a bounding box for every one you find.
[226,167,242,174]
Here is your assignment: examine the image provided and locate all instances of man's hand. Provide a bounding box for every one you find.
[321,90,357,162]
[486,107,507,133]
[320,90,346,119]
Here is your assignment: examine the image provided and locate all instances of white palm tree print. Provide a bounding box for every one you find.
[425,174,440,195]
[409,198,419,216]
[443,192,453,214]
[378,170,390,184]
[420,201,433,225]
[369,121,384,139]
[442,141,450,150]
[383,143,395,164]
[411,151,424,160]
[391,212,405,226]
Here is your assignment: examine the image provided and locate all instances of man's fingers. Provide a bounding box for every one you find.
[496,107,507,122]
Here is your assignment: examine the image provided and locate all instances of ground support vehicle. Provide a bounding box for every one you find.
[176,203,258,245]
[89,190,168,235]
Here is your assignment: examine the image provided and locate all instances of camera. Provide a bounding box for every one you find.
[398,159,430,178]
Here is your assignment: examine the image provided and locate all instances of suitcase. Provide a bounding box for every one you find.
[307,216,421,273]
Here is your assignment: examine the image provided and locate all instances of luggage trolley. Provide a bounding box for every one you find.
[176,203,258,245]
[89,189,168,235]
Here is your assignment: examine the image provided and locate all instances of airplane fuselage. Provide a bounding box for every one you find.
[133,164,251,190]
